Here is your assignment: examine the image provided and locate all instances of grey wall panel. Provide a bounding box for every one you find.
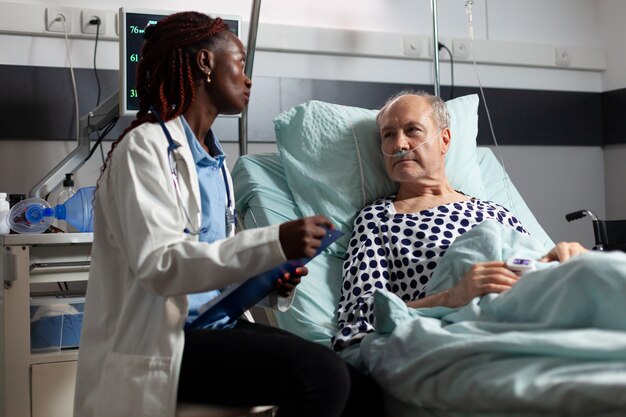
[466,87,603,147]
[602,88,626,146]
[0,65,125,140]
[0,64,609,146]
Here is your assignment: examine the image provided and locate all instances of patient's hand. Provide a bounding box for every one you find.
[407,261,519,309]
[540,242,588,263]
[446,261,520,307]
[275,267,307,298]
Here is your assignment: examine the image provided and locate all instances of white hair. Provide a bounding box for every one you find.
[376,90,450,131]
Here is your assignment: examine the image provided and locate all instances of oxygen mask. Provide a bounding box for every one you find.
[6,187,95,234]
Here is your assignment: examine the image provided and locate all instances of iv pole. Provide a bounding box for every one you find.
[238,0,262,156]
[431,0,441,97]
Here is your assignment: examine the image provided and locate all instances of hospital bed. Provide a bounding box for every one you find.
[232,96,626,416]
[233,93,553,342]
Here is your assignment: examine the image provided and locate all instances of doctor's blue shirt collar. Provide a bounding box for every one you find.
[180,116,226,169]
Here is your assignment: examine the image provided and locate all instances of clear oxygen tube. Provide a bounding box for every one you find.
[464,0,514,210]
[381,133,439,158]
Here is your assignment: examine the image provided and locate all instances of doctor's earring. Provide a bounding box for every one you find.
[205,70,211,84]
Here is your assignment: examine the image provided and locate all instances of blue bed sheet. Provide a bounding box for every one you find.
[360,220,626,414]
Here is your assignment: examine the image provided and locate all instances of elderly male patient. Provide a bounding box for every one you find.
[332,91,587,351]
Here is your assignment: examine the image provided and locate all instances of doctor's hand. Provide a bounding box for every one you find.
[446,261,520,307]
[279,215,334,259]
[540,241,588,263]
[275,267,307,298]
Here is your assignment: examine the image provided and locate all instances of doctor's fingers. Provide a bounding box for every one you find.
[277,270,305,284]
[279,216,332,259]
[275,279,300,297]
[290,266,308,278]
[299,215,334,240]
[276,275,302,288]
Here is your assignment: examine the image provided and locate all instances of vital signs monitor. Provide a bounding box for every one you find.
[118,8,241,117]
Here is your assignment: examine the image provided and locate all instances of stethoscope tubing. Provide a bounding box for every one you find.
[151,108,234,236]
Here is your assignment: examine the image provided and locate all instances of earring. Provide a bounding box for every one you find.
[205,70,211,84]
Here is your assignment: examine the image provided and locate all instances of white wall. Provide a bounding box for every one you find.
[599,0,626,220]
[0,0,620,247]
[599,0,626,91]
[490,146,606,248]
[0,0,606,90]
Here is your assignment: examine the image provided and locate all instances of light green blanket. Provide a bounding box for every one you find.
[360,221,626,414]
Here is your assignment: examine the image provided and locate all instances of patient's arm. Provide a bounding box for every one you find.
[406,261,519,308]
[540,241,588,263]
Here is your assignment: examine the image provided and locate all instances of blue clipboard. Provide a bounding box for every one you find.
[187,228,344,330]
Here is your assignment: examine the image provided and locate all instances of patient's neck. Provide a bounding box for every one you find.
[393,181,469,214]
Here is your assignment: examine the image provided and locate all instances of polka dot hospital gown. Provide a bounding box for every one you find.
[332,195,528,351]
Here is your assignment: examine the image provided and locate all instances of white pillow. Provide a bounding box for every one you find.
[274,94,484,257]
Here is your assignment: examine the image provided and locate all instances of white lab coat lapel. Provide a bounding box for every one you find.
[163,118,203,236]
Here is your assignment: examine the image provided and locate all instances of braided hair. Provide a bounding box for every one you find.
[100,11,229,178]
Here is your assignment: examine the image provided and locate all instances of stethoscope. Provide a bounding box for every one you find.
[151,108,236,236]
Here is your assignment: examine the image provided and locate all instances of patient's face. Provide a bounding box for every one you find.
[379,96,446,184]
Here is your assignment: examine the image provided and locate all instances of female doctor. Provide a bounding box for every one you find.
[74,11,383,417]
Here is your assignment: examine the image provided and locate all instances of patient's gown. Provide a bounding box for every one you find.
[332,195,527,351]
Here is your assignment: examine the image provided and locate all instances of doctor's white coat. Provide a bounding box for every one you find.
[73,117,287,417]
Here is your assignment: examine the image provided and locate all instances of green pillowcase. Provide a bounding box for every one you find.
[274,94,485,257]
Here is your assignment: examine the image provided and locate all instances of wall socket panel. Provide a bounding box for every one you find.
[45,7,72,33]
[429,37,451,58]
[452,39,470,59]
[403,36,423,57]
[555,47,572,67]
[81,9,107,34]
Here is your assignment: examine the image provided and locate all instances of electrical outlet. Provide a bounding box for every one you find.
[452,39,470,59]
[45,7,72,33]
[555,47,571,67]
[81,9,107,35]
[430,37,451,58]
[403,36,422,57]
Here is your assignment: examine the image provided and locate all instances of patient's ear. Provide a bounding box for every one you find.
[440,127,452,155]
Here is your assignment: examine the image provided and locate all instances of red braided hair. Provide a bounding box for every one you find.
[100,12,229,180]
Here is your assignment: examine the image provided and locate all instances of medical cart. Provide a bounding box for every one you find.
[1,233,92,417]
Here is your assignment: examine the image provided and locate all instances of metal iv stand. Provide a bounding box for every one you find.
[238,0,262,156]
[431,0,441,97]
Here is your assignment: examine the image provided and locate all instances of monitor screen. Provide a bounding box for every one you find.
[118,8,241,117]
